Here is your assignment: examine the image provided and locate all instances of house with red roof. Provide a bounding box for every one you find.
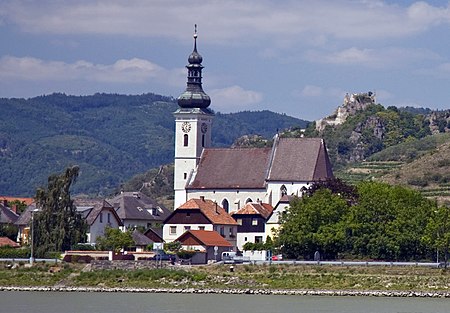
[163,197,238,250]
[231,201,274,251]
[175,229,233,263]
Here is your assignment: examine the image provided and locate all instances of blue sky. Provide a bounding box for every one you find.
[1,0,449,120]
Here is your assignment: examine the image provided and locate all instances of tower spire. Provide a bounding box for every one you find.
[177,24,211,109]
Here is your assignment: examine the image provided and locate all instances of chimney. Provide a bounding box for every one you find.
[2,199,7,206]
[11,204,17,214]
[200,196,205,201]
[215,201,219,214]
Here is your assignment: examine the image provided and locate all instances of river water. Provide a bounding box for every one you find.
[1,291,449,313]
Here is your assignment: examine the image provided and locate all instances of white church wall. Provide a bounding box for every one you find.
[186,189,267,212]
[267,181,309,203]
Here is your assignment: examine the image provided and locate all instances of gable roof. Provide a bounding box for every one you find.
[0,203,19,224]
[176,198,238,225]
[0,237,20,248]
[108,191,170,222]
[132,230,153,246]
[176,230,232,247]
[15,203,38,226]
[144,227,163,241]
[186,137,333,191]
[187,147,272,189]
[81,200,123,226]
[232,202,274,219]
[267,137,333,181]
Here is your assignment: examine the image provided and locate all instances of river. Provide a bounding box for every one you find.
[1,291,449,313]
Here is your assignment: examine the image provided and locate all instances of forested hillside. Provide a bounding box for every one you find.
[0,93,308,196]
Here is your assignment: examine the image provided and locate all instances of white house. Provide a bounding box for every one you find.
[163,197,238,250]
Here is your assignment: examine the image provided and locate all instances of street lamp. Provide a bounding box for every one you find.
[30,208,39,266]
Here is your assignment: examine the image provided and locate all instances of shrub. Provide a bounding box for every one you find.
[72,243,96,251]
[176,250,196,259]
[0,247,30,258]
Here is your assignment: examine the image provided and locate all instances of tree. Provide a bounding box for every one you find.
[96,227,134,252]
[33,166,87,257]
[423,206,450,267]
[278,189,349,260]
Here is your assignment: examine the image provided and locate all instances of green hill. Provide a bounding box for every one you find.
[0,93,308,196]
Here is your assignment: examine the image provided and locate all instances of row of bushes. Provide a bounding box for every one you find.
[0,247,30,259]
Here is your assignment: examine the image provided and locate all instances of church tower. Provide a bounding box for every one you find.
[174,25,213,208]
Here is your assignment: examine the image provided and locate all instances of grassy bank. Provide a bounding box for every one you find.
[1,262,450,292]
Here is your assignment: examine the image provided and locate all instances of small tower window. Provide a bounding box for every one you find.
[184,173,187,179]
[281,185,287,197]
[202,134,205,147]
[245,198,253,204]
[184,134,188,146]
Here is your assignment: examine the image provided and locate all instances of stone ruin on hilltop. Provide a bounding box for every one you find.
[315,91,376,132]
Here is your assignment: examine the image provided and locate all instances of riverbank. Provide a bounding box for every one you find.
[1,285,450,298]
[1,262,450,297]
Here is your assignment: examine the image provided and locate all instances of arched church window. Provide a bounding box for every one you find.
[222,199,229,213]
[280,185,287,197]
[202,134,205,147]
[245,198,253,204]
[184,134,188,147]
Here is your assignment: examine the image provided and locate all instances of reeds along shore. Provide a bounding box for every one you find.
[1,286,450,298]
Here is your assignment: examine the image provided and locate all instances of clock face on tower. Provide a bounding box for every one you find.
[201,122,208,134]
[181,122,191,133]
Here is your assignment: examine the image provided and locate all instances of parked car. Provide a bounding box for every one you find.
[152,250,175,262]
[271,254,283,261]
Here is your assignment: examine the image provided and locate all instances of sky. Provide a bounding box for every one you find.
[1,0,450,121]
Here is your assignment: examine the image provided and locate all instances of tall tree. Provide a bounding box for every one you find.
[423,205,450,267]
[33,166,87,257]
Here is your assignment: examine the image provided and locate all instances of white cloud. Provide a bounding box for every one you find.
[300,85,324,97]
[0,55,184,85]
[2,0,450,44]
[293,85,347,99]
[209,85,263,112]
[306,47,439,68]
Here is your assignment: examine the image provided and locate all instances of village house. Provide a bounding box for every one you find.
[163,197,238,250]
[74,199,123,244]
[108,191,170,231]
[175,229,233,263]
[231,201,273,251]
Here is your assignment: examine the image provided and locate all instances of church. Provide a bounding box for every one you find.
[173,28,333,212]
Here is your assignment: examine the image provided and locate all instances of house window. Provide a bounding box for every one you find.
[184,134,189,146]
[220,227,225,237]
[246,198,253,204]
[107,213,111,223]
[202,134,205,147]
[222,199,229,213]
[186,212,191,217]
[244,237,248,242]
[184,173,187,179]
[152,208,158,216]
[255,236,263,243]
[99,213,103,223]
[236,218,242,225]
[281,185,287,197]
[198,226,205,230]
[184,226,191,231]
[170,226,177,235]
[229,228,234,237]
[252,218,258,226]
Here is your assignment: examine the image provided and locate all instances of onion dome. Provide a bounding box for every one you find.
[177,25,211,109]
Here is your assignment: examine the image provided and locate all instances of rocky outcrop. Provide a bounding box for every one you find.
[316,92,376,132]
